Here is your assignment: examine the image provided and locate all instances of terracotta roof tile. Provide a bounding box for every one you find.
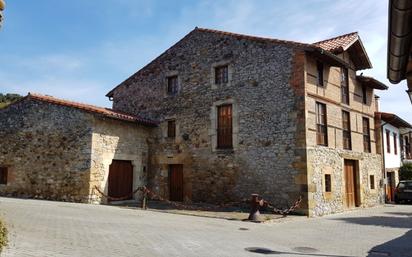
[313,32,358,53]
[27,93,158,126]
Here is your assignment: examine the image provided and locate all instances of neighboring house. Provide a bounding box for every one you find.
[375,112,412,202]
[400,127,412,164]
[0,28,388,216]
[106,28,387,216]
[0,93,155,203]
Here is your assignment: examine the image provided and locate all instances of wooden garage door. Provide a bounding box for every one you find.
[169,164,183,202]
[108,160,133,199]
[344,160,358,208]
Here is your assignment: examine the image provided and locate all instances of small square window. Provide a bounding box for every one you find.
[167,76,178,95]
[370,175,375,190]
[325,174,332,192]
[215,65,229,84]
[0,167,8,185]
[167,120,176,138]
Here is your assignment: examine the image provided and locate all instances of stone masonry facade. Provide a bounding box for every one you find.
[110,28,308,210]
[0,96,150,203]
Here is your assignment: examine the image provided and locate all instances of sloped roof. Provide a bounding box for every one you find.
[21,93,158,126]
[376,112,412,128]
[106,27,352,97]
[356,75,388,90]
[313,32,372,70]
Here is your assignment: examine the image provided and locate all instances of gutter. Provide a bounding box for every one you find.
[387,0,412,84]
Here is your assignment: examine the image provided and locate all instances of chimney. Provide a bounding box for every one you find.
[374,95,380,112]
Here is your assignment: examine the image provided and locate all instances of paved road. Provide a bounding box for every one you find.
[0,197,411,257]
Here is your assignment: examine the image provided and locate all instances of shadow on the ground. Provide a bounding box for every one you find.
[334,216,412,229]
[366,230,412,257]
[335,211,412,257]
[244,247,353,257]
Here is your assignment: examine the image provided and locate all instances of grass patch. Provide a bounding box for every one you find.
[0,219,7,252]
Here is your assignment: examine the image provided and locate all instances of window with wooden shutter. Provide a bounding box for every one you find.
[167,120,176,138]
[316,102,328,146]
[217,104,233,149]
[341,68,349,104]
[325,174,332,192]
[362,85,367,104]
[167,76,178,95]
[386,130,391,153]
[363,117,371,153]
[342,111,351,150]
[0,167,8,185]
[370,175,375,190]
[394,133,398,155]
[317,61,324,87]
[215,65,229,84]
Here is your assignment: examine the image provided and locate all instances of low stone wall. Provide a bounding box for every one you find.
[307,146,384,216]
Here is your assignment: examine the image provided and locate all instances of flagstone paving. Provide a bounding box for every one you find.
[0,197,411,257]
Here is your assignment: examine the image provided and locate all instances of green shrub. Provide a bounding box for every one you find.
[0,219,7,252]
[399,163,412,180]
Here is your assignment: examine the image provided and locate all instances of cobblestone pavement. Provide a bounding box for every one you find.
[0,197,411,257]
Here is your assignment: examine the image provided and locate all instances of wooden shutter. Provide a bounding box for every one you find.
[363,118,371,153]
[167,120,176,138]
[217,104,233,149]
[317,61,324,87]
[167,76,178,95]
[316,102,328,146]
[386,130,391,153]
[215,65,228,84]
[394,133,398,155]
[341,68,349,104]
[0,167,7,185]
[342,111,351,150]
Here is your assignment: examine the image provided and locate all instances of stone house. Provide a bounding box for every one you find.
[106,28,387,216]
[0,28,389,216]
[375,112,412,202]
[0,93,155,203]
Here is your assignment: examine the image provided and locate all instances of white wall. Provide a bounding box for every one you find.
[382,123,401,169]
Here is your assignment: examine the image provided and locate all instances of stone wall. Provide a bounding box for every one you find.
[111,29,308,211]
[89,118,150,203]
[0,99,93,202]
[307,147,383,216]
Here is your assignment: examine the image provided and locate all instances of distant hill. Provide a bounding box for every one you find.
[0,93,23,109]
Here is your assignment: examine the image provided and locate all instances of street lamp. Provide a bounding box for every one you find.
[407,89,412,105]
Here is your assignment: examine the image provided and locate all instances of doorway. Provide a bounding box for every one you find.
[387,172,395,202]
[169,164,183,202]
[344,160,360,208]
[108,160,133,199]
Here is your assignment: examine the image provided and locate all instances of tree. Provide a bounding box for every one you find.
[399,163,412,180]
[0,93,23,109]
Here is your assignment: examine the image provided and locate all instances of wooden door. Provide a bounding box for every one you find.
[344,160,358,208]
[108,160,133,199]
[169,164,183,202]
[387,172,395,202]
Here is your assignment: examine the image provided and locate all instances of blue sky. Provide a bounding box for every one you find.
[0,0,411,122]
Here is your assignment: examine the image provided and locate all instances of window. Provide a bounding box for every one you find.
[363,117,371,153]
[167,76,178,95]
[0,167,8,185]
[316,102,328,146]
[370,175,375,190]
[394,133,398,155]
[217,104,233,149]
[386,130,391,153]
[325,174,332,192]
[341,68,349,104]
[362,85,367,104]
[405,136,411,157]
[167,120,176,138]
[342,111,352,150]
[316,61,324,87]
[215,65,229,84]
